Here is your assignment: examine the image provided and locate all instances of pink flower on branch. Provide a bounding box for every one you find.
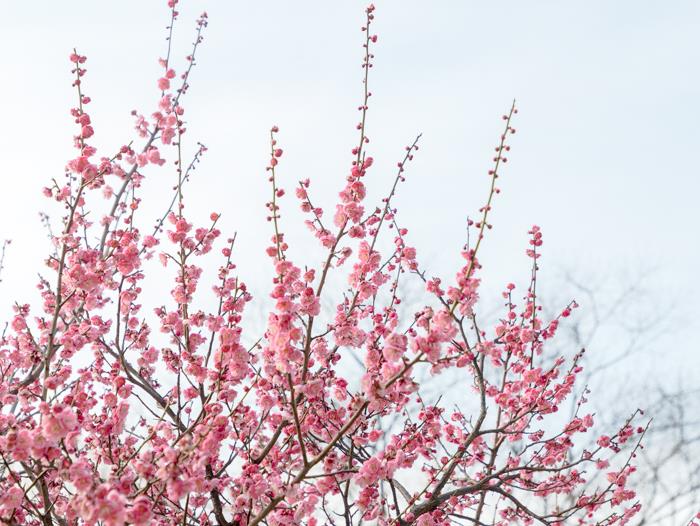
[0,2,648,526]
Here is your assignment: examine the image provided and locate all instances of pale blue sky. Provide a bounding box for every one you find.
[0,2,698,382]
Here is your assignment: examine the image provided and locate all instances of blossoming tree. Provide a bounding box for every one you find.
[0,2,655,525]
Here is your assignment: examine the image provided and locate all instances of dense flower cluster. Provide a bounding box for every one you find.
[0,2,670,526]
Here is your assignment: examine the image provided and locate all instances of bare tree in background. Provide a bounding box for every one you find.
[542,268,699,526]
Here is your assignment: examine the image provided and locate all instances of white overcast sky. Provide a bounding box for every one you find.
[0,2,698,382]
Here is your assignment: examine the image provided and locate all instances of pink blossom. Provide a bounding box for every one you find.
[42,404,78,443]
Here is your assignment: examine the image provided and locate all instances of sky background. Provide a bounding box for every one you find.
[0,1,698,386]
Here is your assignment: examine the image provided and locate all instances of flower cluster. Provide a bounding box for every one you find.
[0,2,649,526]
